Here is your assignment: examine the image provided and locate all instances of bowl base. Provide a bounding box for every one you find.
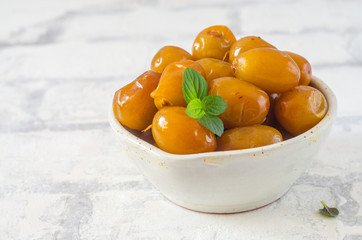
[163,188,291,214]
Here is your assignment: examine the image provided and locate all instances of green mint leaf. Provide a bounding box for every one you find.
[182,68,208,103]
[182,68,227,136]
[202,95,228,116]
[185,98,206,119]
[319,201,339,217]
[198,114,224,136]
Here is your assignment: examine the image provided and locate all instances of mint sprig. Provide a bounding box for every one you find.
[182,68,227,136]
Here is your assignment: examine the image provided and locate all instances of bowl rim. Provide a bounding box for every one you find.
[109,75,337,160]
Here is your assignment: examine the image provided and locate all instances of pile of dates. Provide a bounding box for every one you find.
[113,25,328,154]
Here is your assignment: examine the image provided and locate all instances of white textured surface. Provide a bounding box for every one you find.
[1,0,362,239]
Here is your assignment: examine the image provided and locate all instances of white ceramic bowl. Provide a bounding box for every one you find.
[109,76,337,213]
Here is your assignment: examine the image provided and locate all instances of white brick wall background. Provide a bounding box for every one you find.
[1,0,362,239]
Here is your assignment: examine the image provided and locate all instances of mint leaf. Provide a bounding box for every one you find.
[199,114,224,137]
[182,68,208,103]
[202,95,227,116]
[319,201,339,217]
[182,68,227,136]
[185,98,206,119]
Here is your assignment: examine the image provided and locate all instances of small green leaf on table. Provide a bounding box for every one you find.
[319,201,339,217]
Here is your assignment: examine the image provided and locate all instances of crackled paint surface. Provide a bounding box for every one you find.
[1,0,362,239]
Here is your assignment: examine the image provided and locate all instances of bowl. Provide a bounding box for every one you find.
[109,76,337,213]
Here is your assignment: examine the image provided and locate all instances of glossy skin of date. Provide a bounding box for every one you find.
[151,46,192,74]
[217,125,283,151]
[275,85,328,136]
[113,71,161,130]
[232,48,300,93]
[152,107,217,154]
[192,25,236,60]
[151,60,206,109]
[209,77,270,129]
